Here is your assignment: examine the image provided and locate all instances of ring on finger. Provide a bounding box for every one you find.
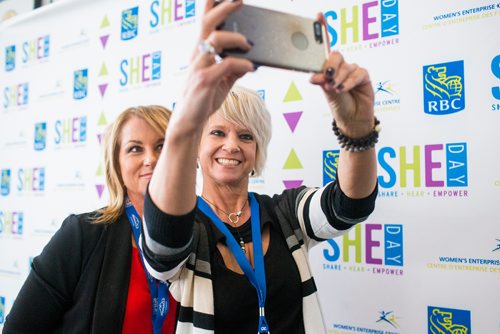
[199,39,217,55]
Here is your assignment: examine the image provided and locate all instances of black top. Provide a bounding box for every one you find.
[2,212,133,334]
[213,220,305,334]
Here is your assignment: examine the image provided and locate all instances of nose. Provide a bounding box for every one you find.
[144,150,158,167]
[222,139,240,154]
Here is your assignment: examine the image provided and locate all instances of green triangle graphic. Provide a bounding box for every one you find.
[99,63,108,76]
[100,15,110,28]
[283,81,303,102]
[98,112,108,126]
[96,163,104,176]
[283,149,303,169]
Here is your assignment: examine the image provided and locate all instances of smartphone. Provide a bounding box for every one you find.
[217,5,329,73]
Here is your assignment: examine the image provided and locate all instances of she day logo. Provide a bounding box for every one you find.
[325,0,399,48]
[73,69,88,99]
[428,306,470,334]
[5,45,16,71]
[423,60,465,115]
[121,6,139,40]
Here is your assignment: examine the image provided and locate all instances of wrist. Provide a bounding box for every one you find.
[332,117,381,152]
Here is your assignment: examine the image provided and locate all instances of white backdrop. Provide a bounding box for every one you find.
[1,0,499,333]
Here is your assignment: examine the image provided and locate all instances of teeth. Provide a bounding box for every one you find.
[217,158,239,166]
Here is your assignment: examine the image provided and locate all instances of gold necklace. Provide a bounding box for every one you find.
[201,195,248,252]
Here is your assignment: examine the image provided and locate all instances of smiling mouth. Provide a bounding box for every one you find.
[140,173,153,178]
[216,158,240,166]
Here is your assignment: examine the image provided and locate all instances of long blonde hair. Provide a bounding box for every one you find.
[94,105,172,224]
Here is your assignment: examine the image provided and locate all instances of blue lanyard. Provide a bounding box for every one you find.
[125,199,169,334]
[197,193,270,334]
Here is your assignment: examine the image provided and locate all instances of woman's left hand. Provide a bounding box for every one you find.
[310,15,375,138]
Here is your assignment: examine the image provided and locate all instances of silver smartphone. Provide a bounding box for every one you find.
[217,5,329,73]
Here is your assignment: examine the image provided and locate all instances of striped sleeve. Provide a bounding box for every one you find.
[298,181,377,243]
[141,188,195,280]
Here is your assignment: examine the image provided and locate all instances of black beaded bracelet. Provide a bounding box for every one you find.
[331,117,381,152]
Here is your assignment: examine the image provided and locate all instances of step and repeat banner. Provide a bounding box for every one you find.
[1,0,499,332]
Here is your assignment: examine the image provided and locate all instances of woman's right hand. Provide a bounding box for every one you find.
[180,0,254,124]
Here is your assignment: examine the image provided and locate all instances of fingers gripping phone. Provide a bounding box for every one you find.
[217,4,329,73]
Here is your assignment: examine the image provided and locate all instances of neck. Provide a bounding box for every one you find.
[201,186,249,226]
[127,192,144,217]
[201,182,248,214]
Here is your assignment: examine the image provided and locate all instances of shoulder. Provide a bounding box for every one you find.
[57,208,123,244]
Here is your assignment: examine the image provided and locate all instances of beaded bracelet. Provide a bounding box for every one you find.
[331,117,381,152]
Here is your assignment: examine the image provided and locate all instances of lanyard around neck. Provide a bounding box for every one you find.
[197,192,270,334]
[125,199,169,334]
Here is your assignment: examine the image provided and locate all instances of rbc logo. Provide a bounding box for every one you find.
[0,296,4,324]
[121,7,139,40]
[1,169,10,196]
[428,306,470,334]
[323,150,340,185]
[73,69,88,100]
[34,122,47,151]
[423,60,465,115]
[119,51,161,86]
[5,45,15,71]
[257,89,265,101]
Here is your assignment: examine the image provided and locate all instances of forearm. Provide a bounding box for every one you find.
[337,148,377,199]
[148,110,203,215]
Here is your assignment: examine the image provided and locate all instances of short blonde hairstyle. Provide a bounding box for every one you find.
[94,105,172,224]
[216,86,272,176]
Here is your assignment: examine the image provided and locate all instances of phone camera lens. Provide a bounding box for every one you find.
[313,21,323,44]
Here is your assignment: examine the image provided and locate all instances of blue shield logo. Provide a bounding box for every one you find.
[428,306,470,334]
[423,60,465,115]
[121,7,139,40]
[1,169,10,196]
[34,122,47,151]
[5,45,15,71]
[323,150,339,186]
[73,69,88,100]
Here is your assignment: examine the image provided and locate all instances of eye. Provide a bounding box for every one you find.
[127,145,143,153]
[239,133,254,141]
[156,143,164,151]
[210,129,225,137]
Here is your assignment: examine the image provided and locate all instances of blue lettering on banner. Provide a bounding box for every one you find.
[381,0,399,37]
[151,51,161,80]
[492,54,500,100]
[446,143,467,187]
[385,224,403,266]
